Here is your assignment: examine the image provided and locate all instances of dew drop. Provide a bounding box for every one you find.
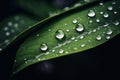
[14,23,19,28]
[84,0,90,2]
[93,29,97,32]
[96,35,102,40]
[108,6,113,11]
[88,10,96,17]
[0,48,2,51]
[66,29,70,32]
[63,7,70,11]
[81,44,85,47]
[79,35,84,39]
[40,43,48,52]
[99,2,103,6]
[59,49,64,54]
[100,12,104,14]
[114,11,117,14]
[74,3,81,7]
[103,12,109,18]
[106,36,111,40]
[5,32,10,36]
[106,29,113,35]
[73,19,78,24]
[71,37,75,40]
[36,34,40,37]
[8,22,12,26]
[113,21,119,26]
[55,30,65,40]
[4,27,9,31]
[75,24,84,32]
[89,20,93,23]
[96,19,100,22]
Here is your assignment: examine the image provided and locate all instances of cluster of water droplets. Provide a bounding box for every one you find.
[24,0,120,64]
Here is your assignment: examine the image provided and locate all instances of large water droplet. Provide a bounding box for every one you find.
[59,49,64,54]
[55,30,65,40]
[103,13,109,18]
[88,10,96,17]
[40,43,48,52]
[96,35,102,40]
[75,24,84,32]
[106,29,113,35]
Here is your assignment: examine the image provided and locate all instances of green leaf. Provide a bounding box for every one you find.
[13,0,120,76]
[0,14,36,53]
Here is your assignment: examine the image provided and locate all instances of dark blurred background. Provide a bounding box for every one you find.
[0,0,120,80]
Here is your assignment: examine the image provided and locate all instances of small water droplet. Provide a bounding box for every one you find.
[5,32,10,36]
[113,21,119,26]
[0,48,2,51]
[99,2,103,6]
[63,7,70,11]
[4,39,9,43]
[100,12,104,14]
[88,10,96,17]
[114,11,117,14]
[74,3,81,7]
[93,29,97,32]
[71,37,75,40]
[59,49,64,54]
[96,35,102,40]
[8,22,12,26]
[81,44,85,47]
[112,1,116,5]
[79,35,84,39]
[4,27,9,31]
[48,29,51,32]
[103,12,109,18]
[84,0,90,2]
[73,47,77,50]
[40,43,48,52]
[64,23,67,25]
[11,29,15,33]
[14,16,20,21]
[66,29,70,32]
[55,30,65,40]
[106,36,111,40]
[36,34,40,37]
[108,6,113,11]
[73,19,78,24]
[14,23,19,28]
[52,49,55,52]
[106,29,113,35]
[75,24,84,32]
[89,20,93,23]
[96,19,100,22]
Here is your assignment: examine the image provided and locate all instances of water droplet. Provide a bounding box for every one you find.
[114,11,117,14]
[84,0,90,2]
[96,35,102,40]
[59,49,64,54]
[99,2,103,6]
[103,13,109,18]
[11,29,15,33]
[74,3,81,7]
[112,1,116,5]
[64,7,70,11]
[64,23,67,25]
[48,29,51,32]
[40,43,48,52]
[93,29,97,32]
[73,19,78,24]
[55,30,65,40]
[106,36,111,40]
[108,6,113,11]
[81,44,85,47]
[96,19,100,22]
[88,10,96,17]
[0,48,2,51]
[66,29,70,32]
[4,27,9,31]
[100,12,104,14]
[73,47,77,50]
[52,49,55,52]
[14,23,19,28]
[113,21,119,26]
[79,35,84,39]
[8,22,12,26]
[75,24,84,32]
[14,16,20,21]
[4,39,9,43]
[71,37,75,40]
[89,20,93,23]
[5,32,10,36]
[36,34,40,37]
[106,29,113,35]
